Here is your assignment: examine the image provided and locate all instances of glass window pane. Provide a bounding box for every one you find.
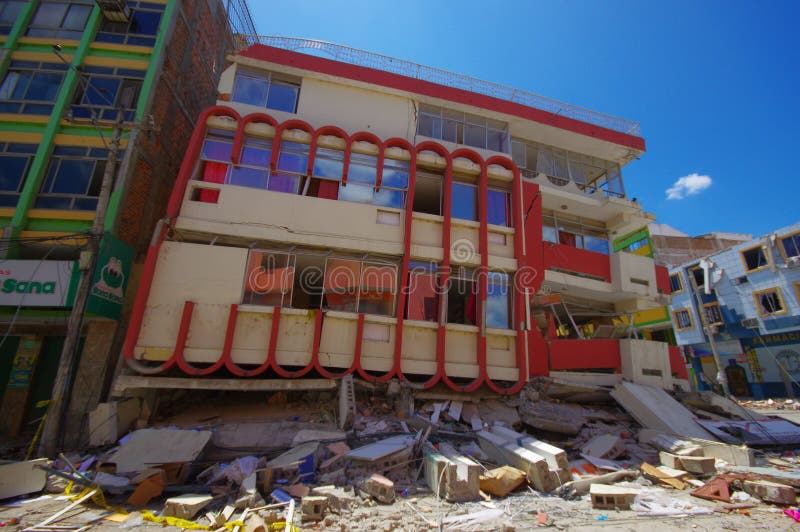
[0,2,25,25]
[417,113,440,138]
[130,10,161,35]
[243,251,293,306]
[31,3,67,27]
[347,153,377,185]
[27,72,63,102]
[232,73,268,106]
[451,182,477,221]
[323,258,360,312]
[359,263,396,316]
[543,225,558,243]
[228,166,268,189]
[486,274,510,329]
[511,141,525,168]
[240,144,270,167]
[465,122,485,149]
[584,236,609,254]
[373,188,403,208]
[338,183,373,205]
[267,172,299,194]
[487,129,506,152]
[266,81,298,113]
[277,151,307,174]
[381,159,408,189]
[83,76,121,105]
[313,148,344,179]
[202,138,232,162]
[442,118,460,143]
[0,156,28,191]
[406,270,438,321]
[51,159,94,194]
[62,4,91,30]
[487,189,509,226]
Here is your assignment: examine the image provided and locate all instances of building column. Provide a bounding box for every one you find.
[63,320,118,448]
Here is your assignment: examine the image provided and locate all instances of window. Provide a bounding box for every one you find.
[243,251,294,307]
[26,1,92,40]
[70,67,145,122]
[741,245,770,273]
[511,138,624,197]
[271,140,307,194]
[672,308,693,331]
[417,104,508,152]
[688,266,705,290]
[323,258,397,316]
[542,213,609,254]
[703,303,723,326]
[413,170,442,216]
[95,1,164,47]
[232,70,300,113]
[35,146,118,211]
[669,273,684,294]
[451,181,477,222]
[0,1,25,35]
[447,267,477,326]
[0,62,67,115]
[487,188,511,227]
[0,143,37,207]
[753,288,786,318]
[406,262,439,322]
[486,272,512,329]
[780,232,800,261]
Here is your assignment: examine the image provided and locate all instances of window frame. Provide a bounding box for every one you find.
[35,147,114,211]
[0,61,67,115]
[687,265,705,291]
[416,103,509,152]
[752,287,787,318]
[669,273,684,294]
[231,69,301,114]
[740,244,771,274]
[702,302,724,326]
[0,143,37,207]
[672,308,694,331]
[26,0,92,40]
[95,1,164,47]
[778,231,800,262]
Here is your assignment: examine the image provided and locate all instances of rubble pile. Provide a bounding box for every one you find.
[1,379,800,530]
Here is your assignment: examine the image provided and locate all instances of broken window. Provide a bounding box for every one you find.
[688,266,705,290]
[673,309,693,331]
[487,187,511,227]
[741,246,769,273]
[413,170,442,216]
[780,233,800,261]
[405,262,440,322]
[542,213,609,254]
[669,273,684,294]
[753,288,785,317]
[703,303,723,326]
[447,267,477,326]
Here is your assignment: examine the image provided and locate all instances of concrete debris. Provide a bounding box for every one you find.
[7,377,800,531]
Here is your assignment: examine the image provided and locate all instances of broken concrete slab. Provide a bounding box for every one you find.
[88,398,140,447]
[162,494,214,520]
[108,428,212,473]
[560,470,638,496]
[424,443,480,502]
[0,459,47,500]
[267,441,321,483]
[743,479,797,505]
[611,382,714,440]
[478,399,520,428]
[639,429,756,466]
[476,430,554,492]
[479,465,526,498]
[582,434,626,460]
[639,462,686,490]
[659,452,716,475]
[310,485,356,514]
[488,425,570,483]
[291,429,346,447]
[590,483,640,510]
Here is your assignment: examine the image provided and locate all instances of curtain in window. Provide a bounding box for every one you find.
[200,161,227,202]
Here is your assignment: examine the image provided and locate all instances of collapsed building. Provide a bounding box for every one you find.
[119,37,681,395]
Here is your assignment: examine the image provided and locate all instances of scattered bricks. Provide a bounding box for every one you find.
[659,452,716,475]
[359,474,395,504]
[319,454,345,473]
[311,485,356,514]
[582,434,626,460]
[640,462,686,490]
[301,496,328,522]
[162,494,214,520]
[479,466,526,498]
[477,431,554,492]
[244,514,266,532]
[490,426,570,484]
[743,480,797,505]
[589,484,640,510]
[690,477,732,503]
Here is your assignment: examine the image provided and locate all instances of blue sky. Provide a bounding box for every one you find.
[249,0,799,237]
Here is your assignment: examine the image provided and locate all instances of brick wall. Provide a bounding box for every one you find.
[117,0,234,255]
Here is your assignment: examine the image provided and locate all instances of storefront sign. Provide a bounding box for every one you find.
[86,232,133,320]
[0,260,78,307]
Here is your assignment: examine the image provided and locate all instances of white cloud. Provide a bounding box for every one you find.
[666,173,712,200]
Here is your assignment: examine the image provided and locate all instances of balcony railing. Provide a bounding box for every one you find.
[236,36,642,138]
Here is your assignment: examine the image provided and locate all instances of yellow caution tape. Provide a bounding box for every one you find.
[141,510,214,530]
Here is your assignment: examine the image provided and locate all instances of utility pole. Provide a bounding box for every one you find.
[688,261,730,397]
[38,108,126,457]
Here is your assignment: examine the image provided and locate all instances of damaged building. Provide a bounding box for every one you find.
[120,37,680,396]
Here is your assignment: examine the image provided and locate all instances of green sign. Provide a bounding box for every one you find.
[86,232,133,320]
